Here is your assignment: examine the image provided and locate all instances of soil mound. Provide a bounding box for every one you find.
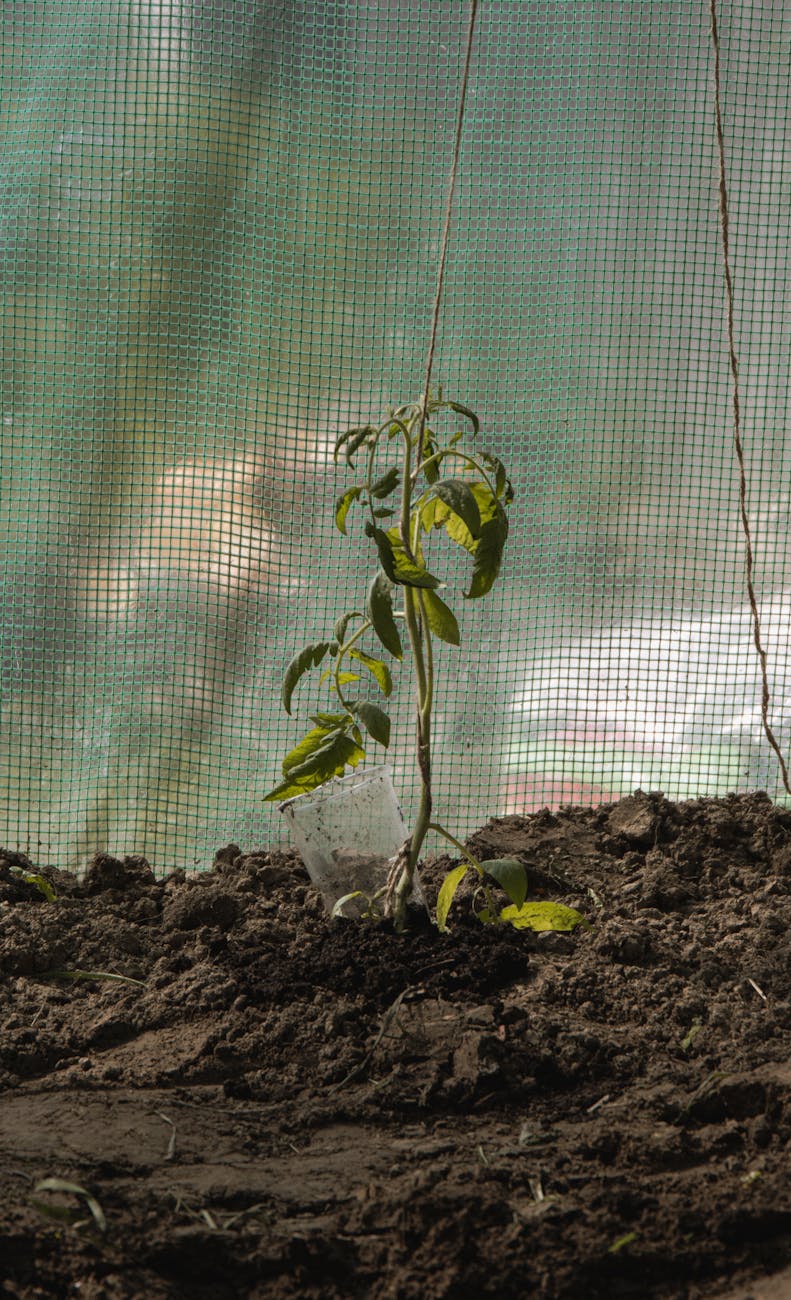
[1,791,790,1297]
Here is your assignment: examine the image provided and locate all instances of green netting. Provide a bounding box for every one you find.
[2,1,790,871]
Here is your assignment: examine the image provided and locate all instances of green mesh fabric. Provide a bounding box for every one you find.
[2,2,790,871]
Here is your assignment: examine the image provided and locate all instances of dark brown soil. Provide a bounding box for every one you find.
[1,791,791,1299]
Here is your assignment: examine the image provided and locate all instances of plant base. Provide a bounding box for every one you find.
[278,765,425,918]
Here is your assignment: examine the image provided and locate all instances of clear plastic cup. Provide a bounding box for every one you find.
[279,765,423,917]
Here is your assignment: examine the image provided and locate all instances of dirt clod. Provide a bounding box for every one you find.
[1,791,790,1297]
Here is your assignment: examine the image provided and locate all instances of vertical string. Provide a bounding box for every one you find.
[418,0,479,447]
[709,0,791,792]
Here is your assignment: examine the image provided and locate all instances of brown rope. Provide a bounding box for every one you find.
[417,0,479,450]
[709,0,791,792]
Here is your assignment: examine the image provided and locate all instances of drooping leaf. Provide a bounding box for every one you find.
[309,711,350,728]
[432,479,482,539]
[466,505,509,599]
[350,699,391,747]
[385,416,411,442]
[331,890,366,917]
[282,641,331,715]
[370,466,400,499]
[499,901,591,932]
[319,667,362,687]
[436,863,469,932]
[365,523,440,589]
[481,858,527,909]
[12,870,56,902]
[480,451,511,499]
[265,729,366,800]
[365,523,398,581]
[334,485,364,534]
[424,480,498,553]
[422,431,441,484]
[333,610,364,643]
[33,1179,107,1234]
[447,400,480,436]
[335,424,376,465]
[349,648,393,696]
[420,588,460,646]
[418,496,441,532]
[281,723,347,775]
[367,570,403,659]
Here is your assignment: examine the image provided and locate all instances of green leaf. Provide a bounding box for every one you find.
[370,466,400,499]
[466,505,509,599]
[608,1233,637,1255]
[265,730,366,800]
[420,588,460,646]
[281,723,346,775]
[498,901,591,932]
[385,416,411,441]
[33,1179,107,1234]
[436,863,469,932]
[350,700,391,747]
[331,890,366,917]
[333,610,364,643]
[309,711,350,728]
[481,858,527,909]
[334,485,364,534]
[367,571,403,659]
[422,432,441,484]
[349,648,393,696]
[372,507,396,518]
[365,524,440,589]
[334,424,376,465]
[365,523,399,581]
[319,668,362,687]
[12,870,56,902]
[447,400,480,436]
[432,479,482,539]
[481,451,511,499]
[282,641,332,715]
[424,480,498,553]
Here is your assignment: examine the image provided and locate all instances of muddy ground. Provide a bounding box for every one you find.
[1,790,790,1299]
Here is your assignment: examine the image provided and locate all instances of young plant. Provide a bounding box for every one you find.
[266,390,518,928]
[433,827,591,935]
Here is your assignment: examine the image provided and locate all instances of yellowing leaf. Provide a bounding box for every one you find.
[366,523,441,589]
[334,485,364,534]
[466,506,509,599]
[436,863,469,932]
[499,901,591,932]
[348,648,393,696]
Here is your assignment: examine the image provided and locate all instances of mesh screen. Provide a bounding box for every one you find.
[2,1,790,871]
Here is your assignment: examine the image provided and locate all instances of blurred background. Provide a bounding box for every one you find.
[2,1,791,871]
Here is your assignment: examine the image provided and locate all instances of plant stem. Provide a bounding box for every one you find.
[334,619,372,708]
[390,572,434,928]
[389,0,479,928]
[428,821,484,873]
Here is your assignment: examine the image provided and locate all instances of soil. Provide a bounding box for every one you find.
[1,790,790,1299]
